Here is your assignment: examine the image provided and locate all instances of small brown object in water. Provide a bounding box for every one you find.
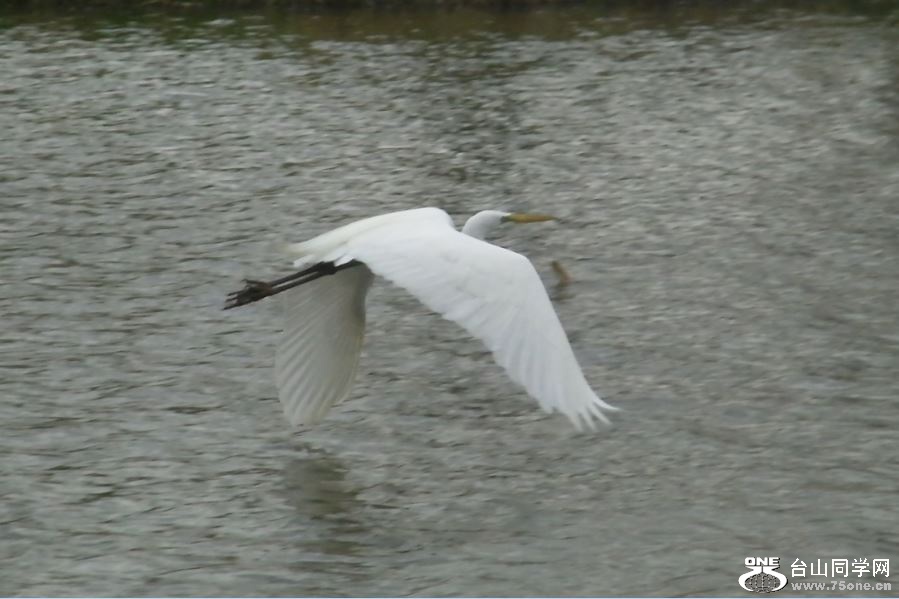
[551,260,572,286]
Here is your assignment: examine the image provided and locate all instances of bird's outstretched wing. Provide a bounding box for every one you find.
[276,265,373,426]
[323,218,615,430]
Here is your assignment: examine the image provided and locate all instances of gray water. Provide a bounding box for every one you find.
[1,4,897,597]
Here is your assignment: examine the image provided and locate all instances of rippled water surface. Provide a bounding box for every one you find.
[1,4,897,596]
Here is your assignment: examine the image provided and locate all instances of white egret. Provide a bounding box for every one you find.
[226,207,616,430]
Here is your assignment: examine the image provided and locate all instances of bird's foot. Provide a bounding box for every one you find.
[224,279,275,310]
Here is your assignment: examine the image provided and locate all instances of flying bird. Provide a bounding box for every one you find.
[225,208,615,430]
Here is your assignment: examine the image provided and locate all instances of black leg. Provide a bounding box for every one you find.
[224,261,360,310]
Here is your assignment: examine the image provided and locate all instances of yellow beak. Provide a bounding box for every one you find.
[504,213,556,224]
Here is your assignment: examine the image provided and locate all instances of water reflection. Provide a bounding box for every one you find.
[282,451,375,592]
[284,452,366,529]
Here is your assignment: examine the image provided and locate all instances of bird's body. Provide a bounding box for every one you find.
[227,208,616,430]
[288,207,453,265]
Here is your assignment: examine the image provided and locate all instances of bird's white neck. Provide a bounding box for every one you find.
[461,210,509,240]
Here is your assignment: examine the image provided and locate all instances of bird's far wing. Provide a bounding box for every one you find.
[344,223,615,430]
[276,265,374,426]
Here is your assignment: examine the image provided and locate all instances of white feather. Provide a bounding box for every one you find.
[275,266,373,426]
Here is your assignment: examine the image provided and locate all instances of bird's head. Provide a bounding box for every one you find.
[462,210,556,240]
